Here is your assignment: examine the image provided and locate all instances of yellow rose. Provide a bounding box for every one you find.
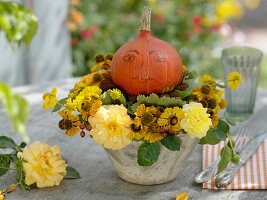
[88,105,132,150]
[17,141,67,188]
[180,102,212,139]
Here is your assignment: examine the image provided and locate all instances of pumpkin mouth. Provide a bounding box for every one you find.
[132,74,153,82]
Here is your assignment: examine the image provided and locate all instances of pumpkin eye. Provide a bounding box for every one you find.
[123,54,136,62]
[153,54,166,63]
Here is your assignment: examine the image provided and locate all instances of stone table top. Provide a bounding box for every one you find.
[1,78,267,200]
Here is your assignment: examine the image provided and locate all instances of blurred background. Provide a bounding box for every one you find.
[0,0,266,87]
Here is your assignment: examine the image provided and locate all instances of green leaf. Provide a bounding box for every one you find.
[231,152,240,164]
[132,94,160,111]
[229,116,248,122]
[101,92,113,105]
[132,93,185,111]
[210,119,229,141]
[0,154,12,176]
[19,141,27,148]
[223,111,248,123]
[160,135,181,151]
[216,83,226,88]
[0,136,16,149]
[177,90,191,99]
[184,71,197,80]
[156,96,185,108]
[217,146,232,174]
[64,166,81,179]
[52,97,68,112]
[118,93,127,105]
[199,130,221,145]
[225,118,236,126]
[137,142,160,166]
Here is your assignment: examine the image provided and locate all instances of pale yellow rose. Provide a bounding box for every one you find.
[17,141,67,188]
[180,102,212,139]
[88,105,132,150]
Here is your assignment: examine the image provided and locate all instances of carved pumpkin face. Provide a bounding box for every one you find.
[111,31,183,95]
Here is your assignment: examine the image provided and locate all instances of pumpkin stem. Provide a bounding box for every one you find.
[139,6,151,31]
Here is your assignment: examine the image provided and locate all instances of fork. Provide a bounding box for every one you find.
[195,127,250,183]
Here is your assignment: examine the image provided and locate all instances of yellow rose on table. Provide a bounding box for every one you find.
[88,105,132,150]
[180,102,212,139]
[17,141,67,188]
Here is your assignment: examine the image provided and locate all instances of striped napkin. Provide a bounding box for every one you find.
[202,138,267,189]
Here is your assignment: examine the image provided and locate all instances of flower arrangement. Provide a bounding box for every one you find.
[43,58,242,170]
[44,6,244,175]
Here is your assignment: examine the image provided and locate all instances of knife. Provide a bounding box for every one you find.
[215,131,267,188]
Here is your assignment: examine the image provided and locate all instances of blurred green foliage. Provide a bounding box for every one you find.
[0,83,29,142]
[0,1,38,141]
[69,0,224,77]
[0,1,38,46]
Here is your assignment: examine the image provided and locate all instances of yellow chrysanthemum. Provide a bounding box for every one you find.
[182,65,187,73]
[219,98,227,109]
[192,86,204,101]
[0,191,4,200]
[79,99,102,120]
[199,74,212,83]
[109,88,122,100]
[176,192,189,200]
[58,110,80,136]
[67,85,102,111]
[129,118,147,141]
[88,105,132,150]
[158,107,184,131]
[17,141,67,188]
[143,132,164,143]
[64,98,77,110]
[80,70,107,87]
[180,102,212,139]
[43,88,58,109]
[211,113,219,128]
[135,104,158,124]
[228,72,242,89]
[78,85,102,99]
[198,74,216,85]
[133,104,164,143]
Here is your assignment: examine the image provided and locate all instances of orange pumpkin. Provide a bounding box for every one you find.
[111,6,183,95]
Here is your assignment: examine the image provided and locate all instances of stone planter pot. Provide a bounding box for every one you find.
[104,134,198,185]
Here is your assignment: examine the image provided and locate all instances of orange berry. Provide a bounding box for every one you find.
[86,125,92,131]
[80,131,85,137]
